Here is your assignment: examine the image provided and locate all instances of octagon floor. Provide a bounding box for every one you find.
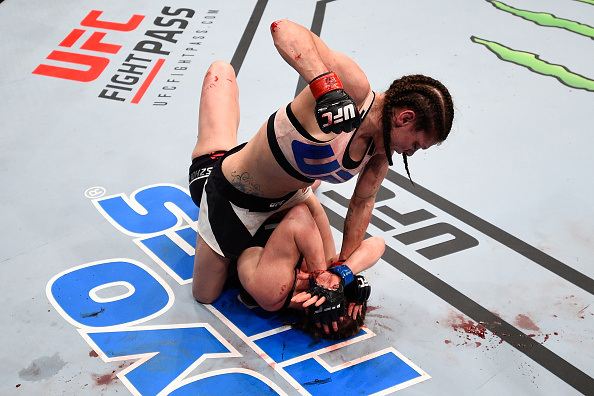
[1,1,593,395]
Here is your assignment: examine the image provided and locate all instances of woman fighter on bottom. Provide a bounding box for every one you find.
[234,203,385,336]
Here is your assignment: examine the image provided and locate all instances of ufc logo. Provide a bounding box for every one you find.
[32,10,145,82]
[358,276,369,288]
[269,201,285,208]
[322,103,356,127]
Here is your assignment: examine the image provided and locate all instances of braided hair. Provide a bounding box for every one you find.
[381,75,454,184]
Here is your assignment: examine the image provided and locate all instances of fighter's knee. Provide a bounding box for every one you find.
[192,284,218,304]
[286,204,312,223]
[285,204,317,233]
[289,203,310,215]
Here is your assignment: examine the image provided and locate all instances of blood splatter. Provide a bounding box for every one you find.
[376,322,393,332]
[445,312,507,349]
[238,361,250,370]
[368,313,391,319]
[92,371,117,386]
[514,314,540,332]
[270,21,281,32]
[89,350,99,358]
[451,316,487,339]
[294,53,302,61]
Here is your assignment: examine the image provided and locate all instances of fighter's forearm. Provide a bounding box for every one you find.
[339,199,374,261]
[270,19,329,82]
[341,236,385,275]
[304,195,337,266]
[339,156,388,261]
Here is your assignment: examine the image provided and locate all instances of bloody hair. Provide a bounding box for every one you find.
[290,301,367,341]
[381,75,454,183]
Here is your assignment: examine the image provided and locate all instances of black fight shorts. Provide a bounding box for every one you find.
[188,150,226,207]
[196,144,312,259]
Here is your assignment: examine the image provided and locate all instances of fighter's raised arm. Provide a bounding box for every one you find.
[269,19,329,84]
[270,19,370,100]
[270,19,370,134]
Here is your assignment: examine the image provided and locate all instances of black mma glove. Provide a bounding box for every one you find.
[308,279,345,326]
[344,275,371,305]
[309,71,361,134]
[306,262,357,327]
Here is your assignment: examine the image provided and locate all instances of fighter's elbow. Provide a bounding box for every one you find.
[270,19,289,35]
[360,236,386,266]
[369,237,386,257]
[245,286,285,312]
[259,298,284,313]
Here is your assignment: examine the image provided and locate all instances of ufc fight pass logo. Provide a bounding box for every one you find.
[32,7,216,105]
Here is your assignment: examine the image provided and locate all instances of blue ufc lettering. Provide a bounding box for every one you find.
[211,287,427,393]
[137,226,197,283]
[284,349,423,395]
[167,371,283,395]
[47,259,173,328]
[84,324,239,396]
[94,184,198,236]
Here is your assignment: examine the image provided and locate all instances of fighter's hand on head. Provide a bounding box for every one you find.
[292,272,328,307]
[344,274,371,319]
[305,263,358,333]
[309,71,361,134]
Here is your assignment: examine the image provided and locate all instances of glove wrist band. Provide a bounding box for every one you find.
[309,71,343,99]
[328,264,354,286]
